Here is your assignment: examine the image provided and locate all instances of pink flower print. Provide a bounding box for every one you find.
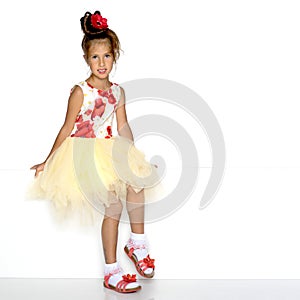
[84,129,96,138]
[71,120,95,138]
[98,90,116,105]
[75,114,83,123]
[98,90,109,97]
[108,94,116,104]
[91,98,106,120]
[107,125,112,136]
[85,109,92,116]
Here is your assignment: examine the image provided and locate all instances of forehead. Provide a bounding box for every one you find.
[88,39,112,54]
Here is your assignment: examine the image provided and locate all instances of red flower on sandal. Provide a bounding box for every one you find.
[122,274,137,283]
[143,255,155,269]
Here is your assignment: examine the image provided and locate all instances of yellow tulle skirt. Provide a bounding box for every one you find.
[26,136,159,226]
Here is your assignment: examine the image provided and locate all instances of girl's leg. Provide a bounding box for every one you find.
[101,200,123,264]
[126,186,145,233]
[125,186,155,278]
[102,199,141,291]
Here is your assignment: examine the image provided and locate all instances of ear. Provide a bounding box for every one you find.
[83,54,88,64]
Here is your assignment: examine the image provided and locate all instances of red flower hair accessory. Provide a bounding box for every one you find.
[91,13,108,30]
[80,11,109,37]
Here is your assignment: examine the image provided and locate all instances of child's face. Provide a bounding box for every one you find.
[86,41,114,80]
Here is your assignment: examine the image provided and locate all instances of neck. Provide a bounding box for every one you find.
[87,76,111,90]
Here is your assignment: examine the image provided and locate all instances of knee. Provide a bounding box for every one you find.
[127,185,144,197]
[113,200,123,213]
[127,185,135,194]
[105,200,123,218]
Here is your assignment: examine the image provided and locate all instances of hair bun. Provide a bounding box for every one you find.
[80,11,109,37]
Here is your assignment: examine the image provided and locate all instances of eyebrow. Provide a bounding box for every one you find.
[89,51,113,56]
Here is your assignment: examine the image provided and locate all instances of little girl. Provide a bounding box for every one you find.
[28,11,157,293]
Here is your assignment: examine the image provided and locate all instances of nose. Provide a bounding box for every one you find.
[99,57,105,66]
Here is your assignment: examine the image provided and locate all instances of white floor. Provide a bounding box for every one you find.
[1,279,300,300]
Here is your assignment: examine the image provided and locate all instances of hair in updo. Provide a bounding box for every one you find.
[80,11,121,63]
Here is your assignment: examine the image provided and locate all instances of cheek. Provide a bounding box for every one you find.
[107,59,114,68]
[89,60,98,68]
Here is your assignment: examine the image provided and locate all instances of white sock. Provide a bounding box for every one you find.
[104,261,139,289]
[104,261,119,274]
[128,232,153,275]
[130,232,146,241]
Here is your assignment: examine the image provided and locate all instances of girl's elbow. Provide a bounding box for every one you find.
[61,124,74,136]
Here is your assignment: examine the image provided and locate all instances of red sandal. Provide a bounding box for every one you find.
[124,239,155,278]
[103,268,141,293]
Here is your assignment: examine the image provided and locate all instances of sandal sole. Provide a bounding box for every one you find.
[103,282,141,293]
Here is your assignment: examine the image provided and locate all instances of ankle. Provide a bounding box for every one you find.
[104,261,122,275]
[130,232,146,241]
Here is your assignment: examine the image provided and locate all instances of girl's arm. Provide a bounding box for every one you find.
[30,86,83,177]
[116,87,134,141]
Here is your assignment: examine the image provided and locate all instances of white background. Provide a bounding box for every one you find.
[1,0,300,279]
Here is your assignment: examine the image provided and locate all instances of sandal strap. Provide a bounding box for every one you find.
[115,274,137,292]
[116,280,130,292]
[104,268,138,292]
[136,260,148,272]
[104,267,123,288]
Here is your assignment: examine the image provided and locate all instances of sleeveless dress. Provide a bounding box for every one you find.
[27,81,159,225]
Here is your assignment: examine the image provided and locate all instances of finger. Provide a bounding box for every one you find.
[35,167,44,177]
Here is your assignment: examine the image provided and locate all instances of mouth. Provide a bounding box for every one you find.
[97,69,107,74]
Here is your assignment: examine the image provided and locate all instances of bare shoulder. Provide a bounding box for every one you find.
[116,85,127,121]
[68,85,84,106]
[63,85,84,129]
[115,86,126,112]
[119,86,125,98]
[70,85,84,98]
[117,86,125,107]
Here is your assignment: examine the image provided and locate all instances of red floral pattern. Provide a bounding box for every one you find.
[75,114,83,123]
[98,90,116,105]
[91,98,106,120]
[71,120,96,138]
[108,94,116,104]
[105,126,112,139]
[85,109,92,116]
[70,81,120,138]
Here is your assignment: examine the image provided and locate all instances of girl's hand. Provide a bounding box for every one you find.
[30,162,46,177]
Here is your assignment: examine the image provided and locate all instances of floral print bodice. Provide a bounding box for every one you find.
[70,81,121,139]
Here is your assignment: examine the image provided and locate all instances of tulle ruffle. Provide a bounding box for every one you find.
[26,136,159,226]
